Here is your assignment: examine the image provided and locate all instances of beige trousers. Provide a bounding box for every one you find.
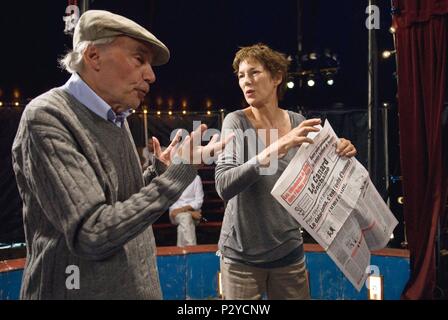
[220,257,310,300]
[170,211,198,247]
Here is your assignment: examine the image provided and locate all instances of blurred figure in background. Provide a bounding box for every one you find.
[142,137,155,170]
[169,175,204,246]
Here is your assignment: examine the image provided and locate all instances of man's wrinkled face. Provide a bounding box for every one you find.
[96,36,156,112]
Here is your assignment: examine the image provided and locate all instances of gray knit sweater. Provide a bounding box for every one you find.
[12,88,197,299]
[215,110,305,264]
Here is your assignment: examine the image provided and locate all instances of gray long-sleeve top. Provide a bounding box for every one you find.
[12,88,197,299]
[215,110,306,264]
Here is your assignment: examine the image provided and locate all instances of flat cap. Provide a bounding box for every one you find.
[73,10,170,66]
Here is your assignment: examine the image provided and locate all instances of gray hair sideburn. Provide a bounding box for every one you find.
[59,37,116,74]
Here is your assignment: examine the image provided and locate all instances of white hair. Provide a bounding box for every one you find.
[59,37,117,74]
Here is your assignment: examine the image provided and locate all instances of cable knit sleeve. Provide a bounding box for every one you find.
[142,158,167,185]
[23,112,196,261]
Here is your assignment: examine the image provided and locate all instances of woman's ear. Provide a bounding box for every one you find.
[273,72,283,87]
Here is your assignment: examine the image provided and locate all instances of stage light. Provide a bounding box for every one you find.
[382,51,391,59]
[0,101,3,107]
[13,89,20,99]
[14,101,20,107]
[182,110,187,115]
[307,79,315,87]
[367,275,384,300]
[309,52,317,60]
[206,99,212,108]
[168,111,173,116]
[207,111,212,115]
[397,197,404,204]
[143,109,148,114]
[382,50,396,59]
[157,111,161,116]
[322,71,335,86]
[287,81,295,89]
[132,109,136,114]
[217,272,223,298]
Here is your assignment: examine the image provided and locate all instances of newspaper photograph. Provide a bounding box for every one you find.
[271,120,398,291]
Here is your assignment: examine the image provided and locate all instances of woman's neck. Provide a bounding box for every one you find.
[248,103,284,128]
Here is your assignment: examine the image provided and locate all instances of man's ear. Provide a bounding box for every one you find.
[83,45,101,71]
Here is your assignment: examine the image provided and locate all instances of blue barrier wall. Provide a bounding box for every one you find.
[306,252,410,300]
[0,270,22,300]
[0,250,409,300]
[156,252,220,299]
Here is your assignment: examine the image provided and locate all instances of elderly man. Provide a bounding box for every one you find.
[12,10,228,299]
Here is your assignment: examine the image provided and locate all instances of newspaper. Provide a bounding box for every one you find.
[271,120,398,291]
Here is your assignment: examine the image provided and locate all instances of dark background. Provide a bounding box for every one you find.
[0,0,398,110]
[0,1,403,246]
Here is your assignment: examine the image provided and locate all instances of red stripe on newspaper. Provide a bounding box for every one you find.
[281,161,312,205]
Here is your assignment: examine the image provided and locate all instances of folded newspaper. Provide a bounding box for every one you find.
[271,120,398,291]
